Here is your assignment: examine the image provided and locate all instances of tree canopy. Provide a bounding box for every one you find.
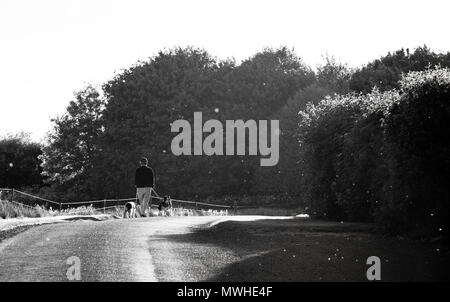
[0,133,44,189]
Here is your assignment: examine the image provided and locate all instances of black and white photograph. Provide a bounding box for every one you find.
[0,0,449,289]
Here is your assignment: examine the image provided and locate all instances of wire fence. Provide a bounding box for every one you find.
[0,188,238,214]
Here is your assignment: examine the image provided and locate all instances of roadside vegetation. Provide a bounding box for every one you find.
[0,200,96,219]
[297,68,450,239]
[0,199,228,220]
[0,201,43,219]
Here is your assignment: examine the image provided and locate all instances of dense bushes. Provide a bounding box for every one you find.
[298,68,450,239]
[0,134,44,188]
[379,69,450,237]
[349,46,450,93]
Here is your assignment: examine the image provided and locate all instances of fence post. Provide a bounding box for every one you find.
[59,202,62,212]
[103,199,106,214]
[10,188,15,203]
[233,200,237,215]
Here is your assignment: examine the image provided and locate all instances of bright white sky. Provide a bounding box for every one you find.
[1,0,449,142]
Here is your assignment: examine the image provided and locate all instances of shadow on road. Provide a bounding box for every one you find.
[151,218,450,282]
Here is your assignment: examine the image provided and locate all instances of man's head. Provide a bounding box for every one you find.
[140,157,148,166]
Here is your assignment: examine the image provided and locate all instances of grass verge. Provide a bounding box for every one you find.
[1,200,229,220]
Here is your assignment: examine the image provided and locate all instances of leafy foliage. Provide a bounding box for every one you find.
[0,133,44,188]
[298,67,450,239]
[251,56,351,198]
[349,46,450,93]
[380,68,450,237]
[91,47,314,199]
[41,85,105,200]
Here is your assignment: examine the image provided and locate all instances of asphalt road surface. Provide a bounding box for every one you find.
[0,216,276,282]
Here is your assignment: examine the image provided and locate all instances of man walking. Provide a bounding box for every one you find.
[135,157,155,217]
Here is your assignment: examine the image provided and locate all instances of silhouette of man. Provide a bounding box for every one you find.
[135,157,154,217]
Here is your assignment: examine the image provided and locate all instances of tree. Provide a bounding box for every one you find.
[251,56,351,199]
[41,85,105,200]
[227,46,315,119]
[96,47,226,198]
[349,46,450,93]
[92,47,316,199]
[317,55,352,94]
[0,133,43,189]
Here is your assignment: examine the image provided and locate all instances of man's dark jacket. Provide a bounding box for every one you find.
[135,166,154,188]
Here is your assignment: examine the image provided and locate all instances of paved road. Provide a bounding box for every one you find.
[0,216,269,282]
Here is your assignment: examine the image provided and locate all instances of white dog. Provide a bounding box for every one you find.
[123,201,137,218]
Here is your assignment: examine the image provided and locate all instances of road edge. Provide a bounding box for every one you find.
[0,214,116,243]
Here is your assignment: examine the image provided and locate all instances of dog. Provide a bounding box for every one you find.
[0,190,6,202]
[123,201,137,218]
[158,195,173,216]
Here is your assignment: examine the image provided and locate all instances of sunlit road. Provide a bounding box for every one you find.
[0,216,273,282]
